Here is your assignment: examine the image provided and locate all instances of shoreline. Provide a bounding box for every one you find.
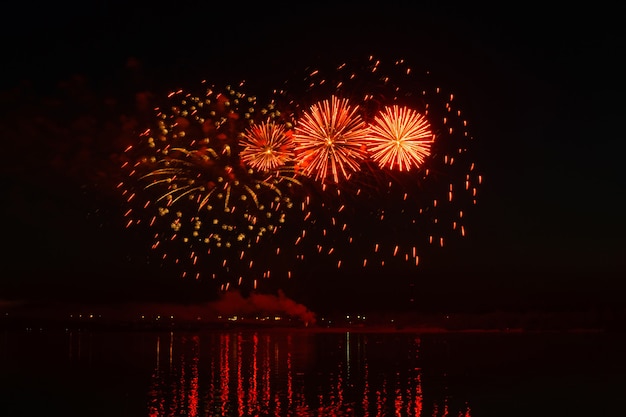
[1,316,617,334]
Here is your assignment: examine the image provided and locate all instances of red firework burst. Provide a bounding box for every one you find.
[293,95,370,183]
[240,121,295,172]
[367,105,434,171]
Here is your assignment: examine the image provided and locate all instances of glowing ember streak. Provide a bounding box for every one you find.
[293,95,369,183]
[367,105,433,171]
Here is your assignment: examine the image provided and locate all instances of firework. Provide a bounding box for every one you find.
[119,56,482,291]
[293,95,370,184]
[367,104,434,171]
[268,56,481,274]
[119,83,302,287]
[240,121,295,172]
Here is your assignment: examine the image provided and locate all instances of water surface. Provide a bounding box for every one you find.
[1,329,624,416]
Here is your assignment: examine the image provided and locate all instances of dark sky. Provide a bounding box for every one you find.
[1,2,624,314]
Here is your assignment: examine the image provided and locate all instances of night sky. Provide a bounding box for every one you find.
[1,2,624,315]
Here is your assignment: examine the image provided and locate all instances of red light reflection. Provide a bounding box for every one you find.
[146,331,471,416]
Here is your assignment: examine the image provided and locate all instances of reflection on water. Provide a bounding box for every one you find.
[3,327,625,416]
[146,331,470,417]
